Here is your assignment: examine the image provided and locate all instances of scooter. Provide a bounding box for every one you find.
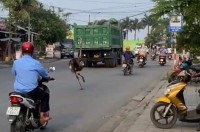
[138,55,146,68]
[151,54,156,61]
[122,60,133,75]
[150,68,200,130]
[158,55,166,66]
[6,67,55,132]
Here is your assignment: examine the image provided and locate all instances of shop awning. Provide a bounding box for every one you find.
[0,38,21,42]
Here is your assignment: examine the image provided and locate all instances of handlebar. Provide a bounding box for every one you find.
[39,77,55,83]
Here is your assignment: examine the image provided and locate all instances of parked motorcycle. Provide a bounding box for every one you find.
[138,55,146,68]
[6,67,55,132]
[158,56,166,66]
[151,54,156,61]
[122,60,133,75]
[168,59,193,83]
[150,68,200,130]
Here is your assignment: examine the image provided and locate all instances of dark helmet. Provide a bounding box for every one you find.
[22,42,34,55]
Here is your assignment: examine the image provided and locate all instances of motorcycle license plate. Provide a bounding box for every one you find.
[122,64,127,67]
[6,107,20,116]
[139,59,143,62]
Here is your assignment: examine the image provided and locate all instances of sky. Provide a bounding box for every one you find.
[0,0,155,40]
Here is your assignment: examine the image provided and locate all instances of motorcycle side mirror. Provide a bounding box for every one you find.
[49,67,55,72]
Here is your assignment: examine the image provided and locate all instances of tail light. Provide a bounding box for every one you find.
[123,60,127,64]
[160,56,165,59]
[10,96,23,104]
[140,56,144,59]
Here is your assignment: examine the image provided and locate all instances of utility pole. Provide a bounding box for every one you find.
[89,14,90,23]
[7,7,12,62]
[28,0,31,42]
[173,33,177,66]
[28,15,31,42]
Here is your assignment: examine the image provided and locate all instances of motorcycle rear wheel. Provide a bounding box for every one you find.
[10,112,28,132]
[150,102,177,129]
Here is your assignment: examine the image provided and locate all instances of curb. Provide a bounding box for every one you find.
[0,64,11,69]
[39,58,60,63]
[96,80,167,132]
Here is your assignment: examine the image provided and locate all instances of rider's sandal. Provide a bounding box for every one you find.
[40,116,52,125]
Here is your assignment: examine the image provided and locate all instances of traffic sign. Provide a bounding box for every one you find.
[169,15,182,32]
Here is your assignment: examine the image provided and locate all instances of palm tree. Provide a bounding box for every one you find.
[137,20,146,40]
[142,14,153,36]
[120,17,132,40]
[130,18,139,40]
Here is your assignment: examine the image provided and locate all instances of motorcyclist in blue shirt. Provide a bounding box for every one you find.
[11,42,52,125]
[123,45,135,65]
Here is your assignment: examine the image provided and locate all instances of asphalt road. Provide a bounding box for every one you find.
[0,56,171,132]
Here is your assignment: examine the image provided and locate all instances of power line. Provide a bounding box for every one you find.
[71,0,154,5]
[119,10,150,20]
[41,2,153,13]
[70,10,150,15]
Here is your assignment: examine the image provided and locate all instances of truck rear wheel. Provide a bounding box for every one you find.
[105,58,117,68]
[87,61,92,67]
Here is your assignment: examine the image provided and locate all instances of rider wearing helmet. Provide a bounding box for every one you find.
[152,45,157,55]
[138,44,147,62]
[159,45,168,56]
[124,45,135,64]
[11,42,52,125]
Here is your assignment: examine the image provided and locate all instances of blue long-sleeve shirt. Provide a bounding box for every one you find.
[124,51,134,63]
[11,55,49,93]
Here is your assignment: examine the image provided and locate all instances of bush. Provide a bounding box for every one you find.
[39,51,46,56]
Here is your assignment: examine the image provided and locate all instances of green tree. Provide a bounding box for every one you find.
[151,0,200,53]
[120,17,132,40]
[142,14,153,36]
[144,17,169,47]
[1,0,69,44]
[130,18,145,40]
[31,7,68,43]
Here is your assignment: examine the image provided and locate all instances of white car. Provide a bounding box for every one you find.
[134,45,149,55]
[134,46,141,55]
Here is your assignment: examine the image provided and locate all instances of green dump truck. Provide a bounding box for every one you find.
[73,22,123,67]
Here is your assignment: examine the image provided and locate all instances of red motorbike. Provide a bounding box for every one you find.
[137,55,146,68]
[168,59,193,83]
[158,56,166,66]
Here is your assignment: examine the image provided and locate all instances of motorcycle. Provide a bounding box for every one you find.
[168,53,172,60]
[138,55,146,68]
[168,59,193,83]
[122,60,133,75]
[150,68,200,130]
[6,67,55,132]
[158,56,166,66]
[151,54,156,61]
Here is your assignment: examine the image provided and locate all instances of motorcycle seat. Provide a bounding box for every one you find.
[9,92,31,98]
[190,65,200,72]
